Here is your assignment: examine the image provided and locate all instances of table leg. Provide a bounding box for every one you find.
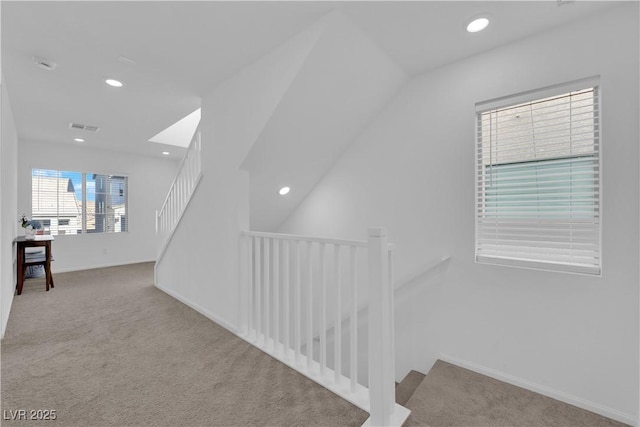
[16,244,24,295]
[45,242,52,292]
[49,243,54,289]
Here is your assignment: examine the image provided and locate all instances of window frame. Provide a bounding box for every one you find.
[31,168,129,236]
[474,76,602,276]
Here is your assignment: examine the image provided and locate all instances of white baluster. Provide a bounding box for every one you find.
[176,178,181,216]
[189,154,193,189]
[181,172,186,210]
[306,241,313,371]
[185,154,191,194]
[319,242,326,378]
[180,179,184,217]
[166,195,171,233]
[295,240,301,364]
[273,238,280,353]
[160,212,164,247]
[171,192,176,230]
[170,192,174,230]
[388,247,396,406]
[350,246,358,393]
[283,239,290,358]
[247,235,253,335]
[166,194,171,233]
[334,244,341,384]
[190,149,195,184]
[182,171,186,207]
[264,237,270,348]
[176,177,180,215]
[255,237,262,342]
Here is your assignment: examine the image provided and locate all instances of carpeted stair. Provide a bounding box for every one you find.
[396,370,426,406]
[396,360,628,427]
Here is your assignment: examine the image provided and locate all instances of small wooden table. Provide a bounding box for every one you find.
[15,235,55,295]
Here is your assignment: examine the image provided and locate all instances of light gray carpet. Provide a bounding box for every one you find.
[403,360,628,427]
[1,263,368,426]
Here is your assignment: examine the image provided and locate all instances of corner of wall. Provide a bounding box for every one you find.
[1,74,19,338]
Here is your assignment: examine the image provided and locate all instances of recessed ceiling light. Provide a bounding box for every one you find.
[74,138,85,142]
[105,78,124,87]
[466,17,490,33]
[161,151,170,155]
[279,186,290,196]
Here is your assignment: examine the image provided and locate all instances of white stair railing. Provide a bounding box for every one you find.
[156,130,202,262]
[239,228,410,426]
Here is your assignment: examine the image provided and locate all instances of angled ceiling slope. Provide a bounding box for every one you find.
[241,11,407,232]
[203,12,326,172]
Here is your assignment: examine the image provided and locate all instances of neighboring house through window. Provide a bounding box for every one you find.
[475,78,600,275]
[32,169,128,235]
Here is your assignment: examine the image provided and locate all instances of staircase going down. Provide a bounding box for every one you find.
[396,361,628,427]
[395,371,426,407]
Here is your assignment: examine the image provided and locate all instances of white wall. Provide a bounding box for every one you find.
[243,11,406,231]
[17,141,177,272]
[155,17,325,331]
[1,75,19,338]
[279,5,639,424]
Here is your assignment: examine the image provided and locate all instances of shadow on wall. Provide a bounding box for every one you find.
[306,257,451,386]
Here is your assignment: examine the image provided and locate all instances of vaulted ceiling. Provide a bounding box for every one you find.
[1,1,621,230]
[1,1,618,159]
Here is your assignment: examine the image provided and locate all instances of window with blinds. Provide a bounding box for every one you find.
[475,79,600,275]
[32,169,128,235]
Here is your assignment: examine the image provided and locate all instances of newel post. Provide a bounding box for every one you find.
[367,228,395,426]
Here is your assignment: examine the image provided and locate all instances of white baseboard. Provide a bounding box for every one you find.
[439,353,637,426]
[52,259,156,274]
[1,293,14,339]
[155,281,238,335]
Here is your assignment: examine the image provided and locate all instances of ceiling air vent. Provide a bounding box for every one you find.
[69,123,100,132]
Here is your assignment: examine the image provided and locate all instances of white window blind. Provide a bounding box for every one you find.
[32,169,128,235]
[475,81,600,275]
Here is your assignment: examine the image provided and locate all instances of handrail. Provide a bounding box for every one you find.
[243,230,368,248]
[159,128,200,214]
[243,230,395,250]
[394,255,451,290]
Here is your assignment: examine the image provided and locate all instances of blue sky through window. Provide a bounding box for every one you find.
[32,169,94,202]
